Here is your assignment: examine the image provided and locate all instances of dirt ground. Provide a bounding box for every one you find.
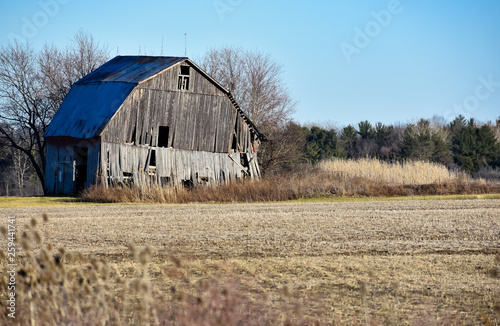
[2,199,500,325]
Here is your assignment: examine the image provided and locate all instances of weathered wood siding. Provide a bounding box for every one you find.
[100,63,255,154]
[100,142,250,186]
[99,62,260,185]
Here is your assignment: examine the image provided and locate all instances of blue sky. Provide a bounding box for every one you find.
[1,0,499,127]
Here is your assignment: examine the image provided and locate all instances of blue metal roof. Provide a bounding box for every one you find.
[44,82,136,138]
[44,56,186,139]
[77,56,187,85]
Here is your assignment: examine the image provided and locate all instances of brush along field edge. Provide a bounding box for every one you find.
[79,159,500,204]
[1,199,499,325]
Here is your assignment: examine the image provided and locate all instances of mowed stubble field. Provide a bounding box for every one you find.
[3,199,500,325]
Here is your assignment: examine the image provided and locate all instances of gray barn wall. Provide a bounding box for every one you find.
[100,63,254,154]
[45,138,100,195]
[99,63,260,185]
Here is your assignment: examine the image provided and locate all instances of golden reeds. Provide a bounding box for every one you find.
[318,158,461,185]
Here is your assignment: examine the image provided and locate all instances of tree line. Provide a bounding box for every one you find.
[261,116,500,177]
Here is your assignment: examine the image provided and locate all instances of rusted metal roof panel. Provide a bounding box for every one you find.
[44,82,135,139]
[77,56,186,84]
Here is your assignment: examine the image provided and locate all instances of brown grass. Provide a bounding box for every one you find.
[81,160,500,204]
[1,200,499,325]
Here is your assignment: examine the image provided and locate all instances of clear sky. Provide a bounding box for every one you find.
[1,0,499,127]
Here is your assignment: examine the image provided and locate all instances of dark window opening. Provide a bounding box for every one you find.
[180,66,190,75]
[182,179,194,190]
[177,76,189,90]
[231,134,237,151]
[177,76,183,90]
[240,153,250,177]
[178,66,190,91]
[158,126,170,147]
[149,150,156,167]
[240,153,249,168]
[122,172,134,186]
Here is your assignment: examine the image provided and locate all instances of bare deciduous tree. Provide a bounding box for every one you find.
[258,122,306,174]
[201,46,296,129]
[0,42,48,190]
[0,31,109,193]
[201,46,297,174]
[12,146,30,196]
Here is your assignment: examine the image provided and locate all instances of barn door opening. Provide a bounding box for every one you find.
[74,147,88,194]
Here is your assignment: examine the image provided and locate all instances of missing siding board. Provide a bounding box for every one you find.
[232,117,239,151]
[131,126,137,144]
[213,132,217,152]
[160,176,170,187]
[231,134,237,151]
[158,126,170,147]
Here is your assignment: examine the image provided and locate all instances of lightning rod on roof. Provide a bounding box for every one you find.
[161,34,164,55]
[184,33,187,57]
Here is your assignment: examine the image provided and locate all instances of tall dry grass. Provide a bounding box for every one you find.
[81,159,500,204]
[319,158,461,185]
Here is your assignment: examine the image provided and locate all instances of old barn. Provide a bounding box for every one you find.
[44,56,265,195]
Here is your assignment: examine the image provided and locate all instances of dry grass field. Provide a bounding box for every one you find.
[1,199,500,325]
